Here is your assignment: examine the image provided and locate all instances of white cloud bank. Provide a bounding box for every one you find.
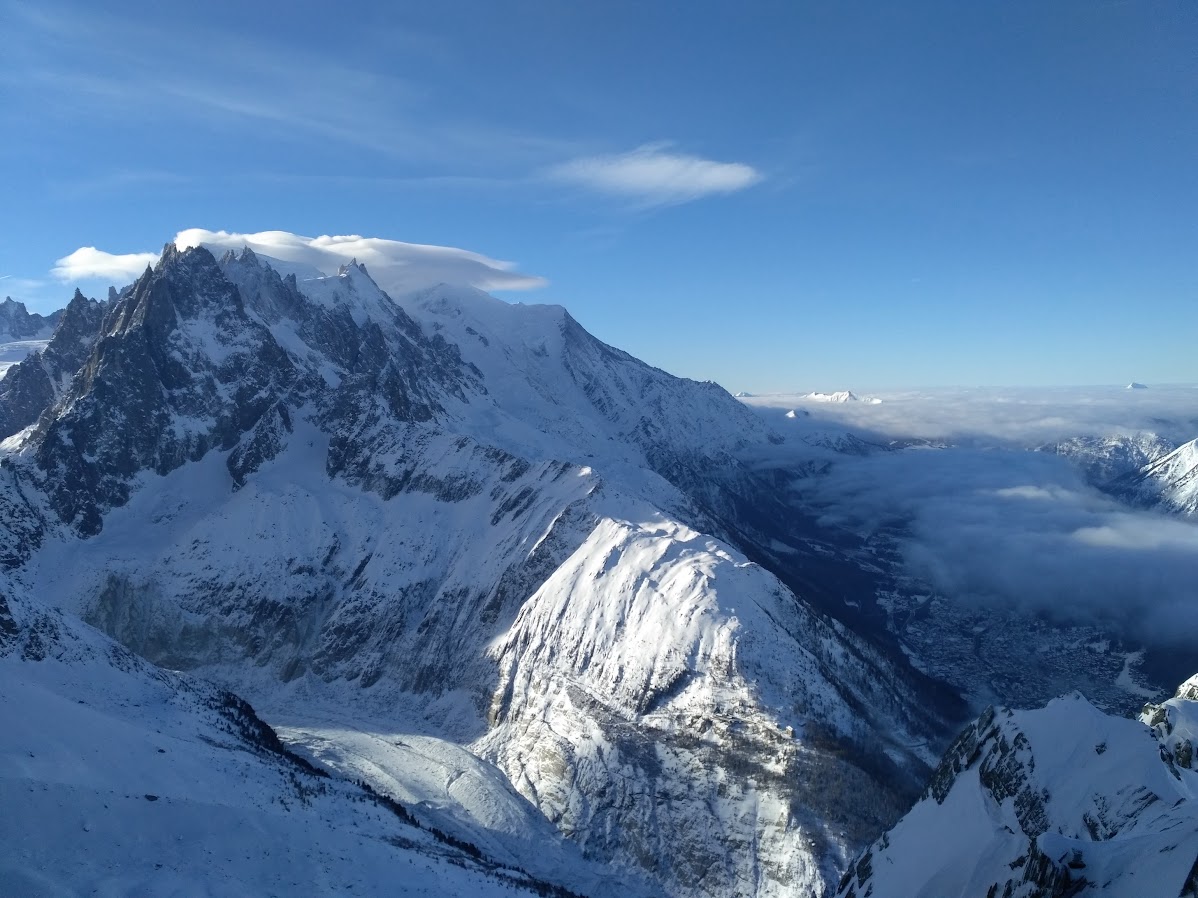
[550,143,762,205]
[50,230,547,299]
[52,247,159,283]
[175,230,547,297]
[744,386,1198,446]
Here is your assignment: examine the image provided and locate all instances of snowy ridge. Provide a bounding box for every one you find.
[808,391,857,403]
[482,499,937,894]
[836,684,1198,898]
[1114,437,1198,516]
[1045,431,1177,486]
[406,283,778,480]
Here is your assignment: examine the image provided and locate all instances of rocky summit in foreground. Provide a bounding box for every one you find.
[836,676,1198,898]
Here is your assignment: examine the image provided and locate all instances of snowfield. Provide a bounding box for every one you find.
[0,588,583,898]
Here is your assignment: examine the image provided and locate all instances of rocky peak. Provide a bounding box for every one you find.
[0,296,62,340]
[21,248,298,534]
[838,686,1198,898]
[0,290,106,441]
[1178,674,1198,703]
[8,240,491,535]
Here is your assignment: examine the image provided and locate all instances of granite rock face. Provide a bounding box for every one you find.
[0,290,106,440]
[0,296,62,341]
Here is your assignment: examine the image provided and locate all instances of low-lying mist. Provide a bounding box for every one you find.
[746,387,1198,651]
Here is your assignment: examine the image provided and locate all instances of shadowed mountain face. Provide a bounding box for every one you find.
[0,296,62,341]
[0,290,106,442]
[0,243,964,898]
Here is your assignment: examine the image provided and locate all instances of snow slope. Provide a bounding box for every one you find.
[0,584,587,898]
[836,682,1198,898]
[0,340,49,380]
[1115,437,1198,516]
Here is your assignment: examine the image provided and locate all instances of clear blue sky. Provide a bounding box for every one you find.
[2,0,1194,390]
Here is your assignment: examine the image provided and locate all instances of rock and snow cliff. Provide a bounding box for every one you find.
[0,296,62,343]
[1113,437,1198,517]
[836,679,1198,898]
[0,581,610,898]
[0,296,66,381]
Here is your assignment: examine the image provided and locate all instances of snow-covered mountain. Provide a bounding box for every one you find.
[0,296,62,342]
[0,297,64,380]
[835,677,1198,898]
[0,290,107,441]
[1112,437,1198,517]
[1042,431,1177,486]
[0,242,961,897]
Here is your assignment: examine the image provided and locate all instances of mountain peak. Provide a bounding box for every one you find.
[839,682,1198,898]
[335,258,370,278]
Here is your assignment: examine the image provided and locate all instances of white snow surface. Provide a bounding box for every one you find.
[800,390,881,404]
[838,690,1198,898]
[403,282,777,479]
[1127,437,1198,516]
[0,586,574,898]
[19,405,914,897]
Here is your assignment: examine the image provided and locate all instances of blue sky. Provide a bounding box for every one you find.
[1,0,1194,390]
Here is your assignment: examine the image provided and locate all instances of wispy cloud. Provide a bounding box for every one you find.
[52,248,158,282]
[0,277,56,311]
[549,143,763,206]
[46,169,193,200]
[1,3,575,169]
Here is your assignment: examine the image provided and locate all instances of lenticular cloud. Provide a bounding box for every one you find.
[53,229,547,298]
[175,230,547,297]
[52,247,160,283]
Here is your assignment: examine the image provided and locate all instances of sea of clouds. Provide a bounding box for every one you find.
[745,387,1198,646]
